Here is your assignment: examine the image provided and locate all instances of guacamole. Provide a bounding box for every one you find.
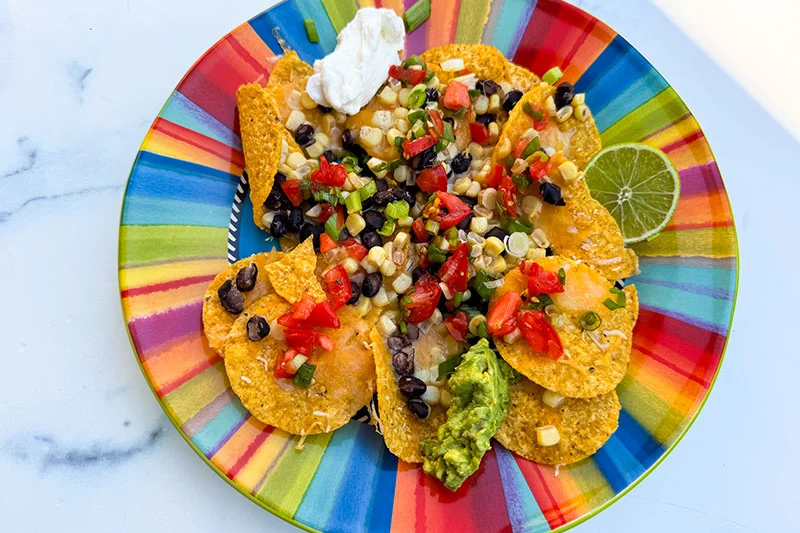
[420,339,511,491]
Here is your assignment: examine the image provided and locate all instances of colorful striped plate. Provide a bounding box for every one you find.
[118,1,738,531]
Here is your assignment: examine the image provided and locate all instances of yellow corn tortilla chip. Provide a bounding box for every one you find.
[266,51,324,125]
[202,252,284,354]
[224,295,376,435]
[421,44,511,82]
[371,327,448,463]
[237,83,283,229]
[507,63,540,92]
[493,257,639,398]
[495,378,620,465]
[493,85,637,279]
[263,237,327,304]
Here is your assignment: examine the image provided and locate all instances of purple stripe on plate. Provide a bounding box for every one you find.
[129,301,202,357]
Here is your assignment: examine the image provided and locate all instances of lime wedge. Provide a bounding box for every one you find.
[583,143,680,244]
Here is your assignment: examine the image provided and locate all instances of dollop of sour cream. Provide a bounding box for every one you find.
[306,8,405,115]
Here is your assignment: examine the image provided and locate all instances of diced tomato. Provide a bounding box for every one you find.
[412,217,430,242]
[428,109,444,136]
[485,165,504,189]
[531,107,548,131]
[517,309,563,359]
[285,328,316,356]
[528,157,552,181]
[280,180,304,207]
[341,238,368,261]
[292,293,317,321]
[323,265,352,310]
[319,203,335,223]
[445,311,469,342]
[277,311,301,328]
[512,139,529,160]
[497,175,519,219]
[486,291,522,337]
[469,123,490,144]
[305,301,341,329]
[417,165,448,194]
[436,192,471,229]
[418,250,431,269]
[438,243,469,293]
[388,64,427,85]
[310,156,347,187]
[274,349,297,378]
[404,275,443,324]
[442,81,470,110]
[315,333,335,352]
[402,136,438,159]
[319,233,338,254]
[524,262,565,295]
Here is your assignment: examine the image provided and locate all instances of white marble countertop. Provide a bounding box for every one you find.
[1,0,798,531]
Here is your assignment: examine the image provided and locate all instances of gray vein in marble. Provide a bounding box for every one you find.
[67,61,93,103]
[2,137,37,180]
[6,425,167,471]
[0,184,123,223]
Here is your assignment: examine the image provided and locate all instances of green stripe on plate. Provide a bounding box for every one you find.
[456,0,493,43]
[600,87,688,145]
[119,225,229,266]
[319,0,359,32]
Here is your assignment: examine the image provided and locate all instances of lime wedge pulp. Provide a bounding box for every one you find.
[583,143,680,244]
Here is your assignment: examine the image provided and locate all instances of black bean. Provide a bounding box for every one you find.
[457,194,478,208]
[235,263,258,292]
[545,246,554,257]
[540,182,566,206]
[387,334,411,353]
[437,292,450,314]
[318,105,333,113]
[347,281,361,305]
[451,152,472,175]
[352,404,370,423]
[286,206,304,233]
[264,175,288,210]
[443,117,455,128]
[409,147,436,171]
[398,376,427,398]
[393,188,415,206]
[294,124,315,147]
[485,226,510,242]
[363,210,385,230]
[502,90,523,112]
[476,79,500,96]
[407,398,430,419]
[425,87,440,103]
[299,223,324,252]
[371,190,397,207]
[218,280,244,314]
[456,212,474,232]
[392,349,415,376]
[322,149,337,163]
[361,272,383,298]
[554,82,574,109]
[405,323,419,341]
[376,179,389,192]
[342,129,356,147]
[360,230,383,250]
[411,266,429,283]
[270,215,288,238]
[475,113,495,127]
[246,315,270,341]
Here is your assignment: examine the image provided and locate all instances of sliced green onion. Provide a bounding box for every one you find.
[345,191,362,214]
[557,267,566,285]
[525,293,553,311]
[603,287,626,310]
[452,107,467,119]
[293,363,316,388]
[424,219,440,234]
[437,353,463,380]
[580,311,602,331]
[445,226,459,247]
[520,137,541,160]
[313,188,341,206]
[407,109,427,125]
[403,55,427,69]
[507,218,532,234]
[403,0,431,33]
[304,19,319,43]
[472,269,499,301]
[505,154,514,167]
[341,155,361,174]
[506,232,530,257]
[468,89,481,99]
[373,159,403,174]
[523,102,543,121]
[542,66,563,85]
[358,180,377,201]
[377,219,396,237]
[386,200,410,220]
[427,243,447,263]
[411,120,427,139]
[511,174,532,189]
[476,321,488,338]
[453,291,464,307]
[442,121,455,142]
[399,320,408,334]
[395,135,406,147]
[423,70,435,83]
[325,214,343,240]
[407,84,427,109]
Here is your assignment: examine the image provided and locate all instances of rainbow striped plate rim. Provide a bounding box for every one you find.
[118,0,738,531]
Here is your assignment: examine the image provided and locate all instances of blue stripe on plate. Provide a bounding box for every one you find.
[160,91,242,149]
[594,411,664,493]
[248,0,336,64]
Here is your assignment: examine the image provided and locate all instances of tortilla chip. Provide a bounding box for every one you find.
[495,378,620,465]
[506,63,540,92]
[263,237,327,304]
[266,51,323,124]
[237,84,283,228]
[421,44,510,82]
[493,85,637,279]
[202,252,284,354]
[224,295,376,435]
[371,327,448,463]
[494,258,639,398]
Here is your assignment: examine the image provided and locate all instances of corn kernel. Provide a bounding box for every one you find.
[397,216,413,227]
[372,287,390,307]
[392,272,413,294]
[300,91,317,110]
[305,141,324,159]
[413,368,430,384]
[383,241,394,258]
[430,308,443,325]
[398,88,410,106]
[378,313,397,335]
[359,126,383,147]
[490,256,507,274]
[468,314,486,335]
[426,75,440,89]
[314,132,330,147]
[286,151,307,170]
[334,111,347,123]
[572,93,586,106]
[277,163,292,176]
[474,95,489,114]
[474,205,493,219]
[574,104,591,122]
[488,122,500,143]
[531,228,550,248]
[355,296,372,317]
[503,327,521,344]
[372,110,394,129]
[511,158,528,176]
[367,157,389,179]
[542,390,566,408]
[341,257,360,275]
[393,107,408,119]
[465,181,481,198]
[421,386,440,405]
[478,188,497,210]
[393,165,411,184]
[558,160,579,183]
[286,110,307,131]
[440,389,453,408]
[556,106,573,123]
[470,158,485,171]
[536,425,561,447]
[484,236,504,257]
[346,213,366,236]
[453,177,471,195]
[367,246,387,267]
[393,232,410,249]
[468,143,484,159]
[395,118,410,134]
[545,95,557,115]
[380,260,396,277]
[496,138,512,159]
[526,247,547,260]
[386,128,403,146]
[488,93,501,112]
[522,195,543,218]
[378,86,398,105]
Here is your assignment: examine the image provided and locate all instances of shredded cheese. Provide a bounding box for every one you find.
[583,329,609,351]
[240,375,252,384]
[589,256,622,265]
[313,411,331,418]
[558,357,590,375]
[256,356,270,372]
[603,329,628,339]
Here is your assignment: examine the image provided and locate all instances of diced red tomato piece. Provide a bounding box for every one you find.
[528,157,552,181]
[531,107,548,131]
[323,265,352,310]
[442,81,470,110]
[315,333,335,352]
[274,349,297,378]
[438,243,469,293]
[428,109,444,136]
[319,233,338,254]
[497,175,519,218]
[412,217,430,242]
[404,275,443,324]
[388,64,427,85]
[341,238,368,261]
[319,203,336,223]
[292,293,317,321]
[486,291,522,337]
[402,135,438,159]
[517,309,563,359]
[305,301,341,329]
[417,165,448,194]
[469,122,490,144]
[523,261,565,295]
[436,192,471,229]
[280,181,304,207]
[310,156,347,187]
[512,139,529,160]
[285,328,316,356]
[444,311,469,343]
[277,311,301,328]
[485,165,504,189]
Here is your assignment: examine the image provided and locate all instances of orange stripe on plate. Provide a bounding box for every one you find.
[427,0,460,48]
[666,190,733,230]
[123,282,208,319]
[120,258,228,291]
[142,332,221,394]
[211,416,272,476]
[391,461,420,532]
